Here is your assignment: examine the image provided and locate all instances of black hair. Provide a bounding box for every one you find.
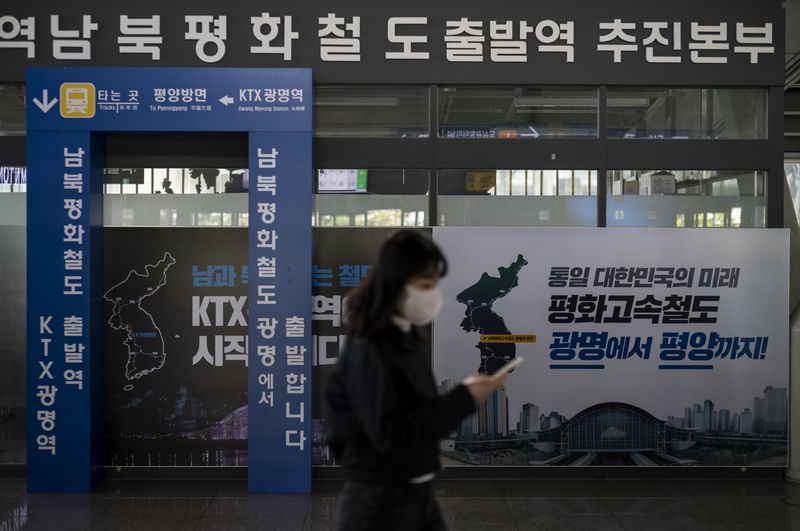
[344,230,448,342]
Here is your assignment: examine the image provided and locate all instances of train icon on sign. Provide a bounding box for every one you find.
[59,83,96,118]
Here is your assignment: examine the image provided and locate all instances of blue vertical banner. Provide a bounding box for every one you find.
[26,130,100,492]
[27,67,312,493]
[248,131,312,493]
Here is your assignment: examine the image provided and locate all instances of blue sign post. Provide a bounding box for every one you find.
[26,67,312,493]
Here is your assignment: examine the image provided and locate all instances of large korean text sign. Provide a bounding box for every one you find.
[0,1,784,86]
[433,228,789,467]
[26,67,312,493]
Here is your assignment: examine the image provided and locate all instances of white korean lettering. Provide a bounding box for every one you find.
[257,317,277,339]
[734,23,774,64]
[118,15,162,60]
[257,256,277,278]
[258,345,276,367]
[689,22,729,64]
[597,19,637,63]
[386,17,429,60]
[286,401,305,422]
[285,316,305,338]
[319,13,361,62]
[536,20,575,62]
[285,430,306,450]
[643,22,681,63]
[51,15,98,60]
[257,202,276,224]
[0,15,35,58]
[185,15,227,63]
[257,285,277,305]
[256,229,278,250]
[251,13,299,60]
[488,20,526,63]
[445,18,484,62]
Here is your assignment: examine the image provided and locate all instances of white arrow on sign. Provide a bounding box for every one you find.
[219,95,234,106]
[32,90,58,113]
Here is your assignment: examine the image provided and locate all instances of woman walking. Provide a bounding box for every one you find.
[325,230,506,531]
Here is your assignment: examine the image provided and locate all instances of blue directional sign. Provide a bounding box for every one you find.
[27,67,311,132]
[27,67,312,494]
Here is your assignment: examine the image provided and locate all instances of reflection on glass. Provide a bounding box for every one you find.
[542,171,557,196]
[511,170,526,196]
[104,168,247,195]
[557,170,572,196]
[367,209,402,226]
[496,170,511,196]
[606,169,767,228]
[315,85,429,138]
[574,170,590,196]
[313,168,429,227]
[785,162,800,225]
[0,166,26,193]
[607,87,767,139]
[438,86,598,138]
[438,169,598,227]
[0,84,25,136]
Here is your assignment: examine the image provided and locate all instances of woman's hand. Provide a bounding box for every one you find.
[462,372,507,405]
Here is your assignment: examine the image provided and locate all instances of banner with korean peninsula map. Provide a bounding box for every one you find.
[432,228,789,467]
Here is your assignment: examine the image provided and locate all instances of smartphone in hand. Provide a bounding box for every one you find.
[492,356,525,379]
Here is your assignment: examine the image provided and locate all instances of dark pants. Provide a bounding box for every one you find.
[335,480,447,531]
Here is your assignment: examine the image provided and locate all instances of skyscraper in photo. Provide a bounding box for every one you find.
[520,403,540,433]
[703,399,714,432]
[753,397,766,433]
[482,386,508,436]
[740,408,753,434]
[764,386,788,435]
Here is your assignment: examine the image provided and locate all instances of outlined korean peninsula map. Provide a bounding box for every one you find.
[457,254,528,374]
[104,252,176,381]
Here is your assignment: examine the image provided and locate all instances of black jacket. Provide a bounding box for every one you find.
[325,326,476,485]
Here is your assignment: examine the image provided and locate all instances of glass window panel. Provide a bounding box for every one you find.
[438,169,597,227]
[574,170,590,196]
[168,168,184,194]
[0,84,25,136]
[314,85,429,138]
[103,167,249,226]
[510,170,526,196]
[557,170,572,196]
[496,170,511,196]
[542,171,558,196]
[712,89,767,139]
[314,169,429,227]
[367,209,402,226]
[785,161,800,225]
[141,169,153,193]
[526,170,541,196]
[0,181,25,463]
[438,86,598,138]
[608,87,767,139]
[606,169,767,228]
[0,166,26,193]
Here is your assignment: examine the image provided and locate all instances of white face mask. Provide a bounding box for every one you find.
[401,284,443,326]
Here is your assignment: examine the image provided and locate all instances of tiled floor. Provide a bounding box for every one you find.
[2,478,800,530]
